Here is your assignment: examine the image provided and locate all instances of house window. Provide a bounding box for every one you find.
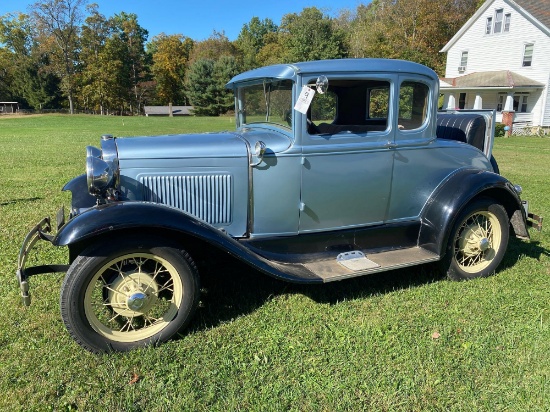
[460,51,468,69]
[504,13,511,32]
[523,43,534,67]
[486,17,493,34]
[513,95,528,113]
[497,95,504,111]
[494,9,504,33]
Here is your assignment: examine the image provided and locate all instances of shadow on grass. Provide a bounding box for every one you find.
[185,251,443,335]
[0,197,42,206]
[184,236,549,336]
[499,237,549,270]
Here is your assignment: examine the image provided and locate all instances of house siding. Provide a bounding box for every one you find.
[444,0,550,126]
[543,83,550,126]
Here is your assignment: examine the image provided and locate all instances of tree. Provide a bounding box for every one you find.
[109,12,150,114]
[0,13,30,102]
[256,32,285,66]
[149,33,194,105]
[0,12,60,109]
[279,7,347,63]
[78,4,113,113]
[235,17,278,70]
[186,59,217,116]
[348,0,480,74]
[186,56,239,116]
[213,55,240,114]
[0,47,15,101]
[188,31,239,65]
[31,0,87,113]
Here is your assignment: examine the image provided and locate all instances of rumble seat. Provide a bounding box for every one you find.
[436,113,486,152]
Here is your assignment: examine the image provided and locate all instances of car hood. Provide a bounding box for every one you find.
[114,129,292,161]
[115,132,249,160]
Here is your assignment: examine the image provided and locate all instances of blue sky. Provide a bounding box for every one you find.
[0,0,366,41]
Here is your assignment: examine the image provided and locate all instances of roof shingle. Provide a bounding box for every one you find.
[514,0,550,31]
[440,70,544,88]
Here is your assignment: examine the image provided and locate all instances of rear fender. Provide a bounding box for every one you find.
[419,169,528,256]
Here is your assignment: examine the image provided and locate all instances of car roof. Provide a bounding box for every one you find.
[226,58,438,88]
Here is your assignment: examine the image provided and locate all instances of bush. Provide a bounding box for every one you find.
[495,123,506,137]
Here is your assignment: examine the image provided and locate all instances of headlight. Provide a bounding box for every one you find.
[85,137,119,198]
[86,145,101,159]
[86,154,114,196]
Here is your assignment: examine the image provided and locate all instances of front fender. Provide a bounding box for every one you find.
[62,174,97,214]
[54,202,218,247]
[54,202,320,284]
[419,169,527,256]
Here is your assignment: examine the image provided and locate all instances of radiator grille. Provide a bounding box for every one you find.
[140,174,232,224]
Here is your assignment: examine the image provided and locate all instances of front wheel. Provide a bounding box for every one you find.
[60,237,199,353]
[441,198,509,281]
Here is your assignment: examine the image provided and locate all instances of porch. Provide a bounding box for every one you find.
[439,70,545,128]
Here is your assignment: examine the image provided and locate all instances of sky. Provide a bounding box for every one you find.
[0,0,366,41]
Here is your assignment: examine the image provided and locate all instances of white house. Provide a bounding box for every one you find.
[440,0,550,132]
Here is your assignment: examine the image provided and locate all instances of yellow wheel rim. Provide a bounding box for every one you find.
[453,210,502,274]
[84,253,183,343]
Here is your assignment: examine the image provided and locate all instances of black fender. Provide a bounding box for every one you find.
[62,174,97,213]
[54,202,320,284]
[419,168,528,256]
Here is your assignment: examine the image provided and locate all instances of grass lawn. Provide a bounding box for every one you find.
[0,114,548,411]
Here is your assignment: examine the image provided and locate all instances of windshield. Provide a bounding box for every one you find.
[237,80,293,129]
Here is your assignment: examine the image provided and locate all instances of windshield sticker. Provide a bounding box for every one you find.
[294,86,315,114]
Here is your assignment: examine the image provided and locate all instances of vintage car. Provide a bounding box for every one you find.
[17,59,542,353]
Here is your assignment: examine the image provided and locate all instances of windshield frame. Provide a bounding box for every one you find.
[235,79,294,131]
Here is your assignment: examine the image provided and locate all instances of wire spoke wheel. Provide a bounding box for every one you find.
[453,210,502,273]
[85,253,182,342]
[61,238,199,353]
[442,198,509,281]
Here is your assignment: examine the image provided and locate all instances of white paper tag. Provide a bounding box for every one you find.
[294,86,315,114]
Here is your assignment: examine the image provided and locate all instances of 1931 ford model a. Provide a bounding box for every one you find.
[17,59,542,353]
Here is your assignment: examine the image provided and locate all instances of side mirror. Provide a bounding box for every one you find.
[316,75,329,94]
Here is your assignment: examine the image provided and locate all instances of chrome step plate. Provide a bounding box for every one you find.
[336,251,380,271]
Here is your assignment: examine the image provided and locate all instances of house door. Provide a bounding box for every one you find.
[459,93,467,109]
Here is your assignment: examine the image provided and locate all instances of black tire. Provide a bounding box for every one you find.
[60,237,199,353]
[441,198,509,281]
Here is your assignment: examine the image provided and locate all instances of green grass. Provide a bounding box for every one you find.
[0,114,548,411]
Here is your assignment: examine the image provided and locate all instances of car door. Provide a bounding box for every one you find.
[387,75,486,222]
[298,75,396,233]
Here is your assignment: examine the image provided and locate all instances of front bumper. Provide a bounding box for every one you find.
[16,209,69,306]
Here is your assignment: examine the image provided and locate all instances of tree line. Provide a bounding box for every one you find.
[0,0,483,116]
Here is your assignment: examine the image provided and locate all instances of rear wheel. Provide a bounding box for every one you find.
[60,237,199,353]
[442,198,509,281]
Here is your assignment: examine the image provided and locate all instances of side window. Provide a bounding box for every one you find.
[310,91,337,124]
[368,87,390,119]
[398,81,429,130]
[307,79,391,136]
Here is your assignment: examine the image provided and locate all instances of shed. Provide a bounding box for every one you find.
[0,102,19,114]
[144,106,193,116]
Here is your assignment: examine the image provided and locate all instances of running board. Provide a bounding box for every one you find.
[301,247,439,282]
